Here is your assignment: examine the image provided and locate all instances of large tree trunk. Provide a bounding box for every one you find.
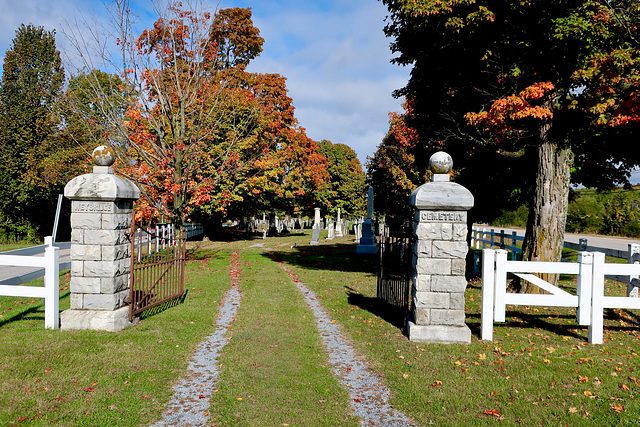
[519,126,573,293]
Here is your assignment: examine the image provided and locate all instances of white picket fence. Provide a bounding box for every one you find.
[0,236,60,329]
[133,223,204,261]
[482,249,640,344]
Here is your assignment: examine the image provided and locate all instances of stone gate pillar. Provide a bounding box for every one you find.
[61,146,140,331]
[408,152,474,343]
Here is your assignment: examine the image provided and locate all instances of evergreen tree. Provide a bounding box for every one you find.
[0,24,64,240]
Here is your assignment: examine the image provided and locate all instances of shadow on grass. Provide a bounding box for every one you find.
[0,291,70,328]
[470,307,640,342]
[0,305,44,327]
[345,287,408,333]
[264,243,411,334]
[264,242,379,274]
[137,290,189,321]
[203,228,313,242]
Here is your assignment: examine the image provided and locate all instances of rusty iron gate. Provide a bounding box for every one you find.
[377,227,413,319]
[129,222,185,321]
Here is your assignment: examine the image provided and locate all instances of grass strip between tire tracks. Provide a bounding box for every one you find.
[207,245,358,426]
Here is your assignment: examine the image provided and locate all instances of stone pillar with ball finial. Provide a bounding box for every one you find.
[408,151,474,343]
[60,146,140,331]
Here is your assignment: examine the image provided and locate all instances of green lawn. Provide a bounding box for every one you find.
[0,232,638,426]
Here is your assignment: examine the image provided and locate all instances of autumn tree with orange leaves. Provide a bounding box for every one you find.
[381,0,640,290]
[64,1,327,230]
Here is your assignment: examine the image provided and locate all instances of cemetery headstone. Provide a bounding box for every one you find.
[335,208,344,237]
[357,186,377,254]
[310,207,321,245]
[313,207,321,228]
[310,227,320,245]
[326,221,335,240]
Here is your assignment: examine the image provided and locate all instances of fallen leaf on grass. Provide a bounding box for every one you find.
[431,380,443,387]
[82,388,95,393]
[568,407,578,413]
[483,409,500,417]
[620,384,631,391]
[610,403,624,413]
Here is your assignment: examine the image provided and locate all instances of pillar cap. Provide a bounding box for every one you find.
[65,173,140,201]
[410,181,473,210]
[410,152,473,210]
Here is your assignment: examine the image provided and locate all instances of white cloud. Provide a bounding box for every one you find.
[232,0,410,165]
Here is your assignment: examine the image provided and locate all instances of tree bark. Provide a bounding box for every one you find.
[519,125,573,292]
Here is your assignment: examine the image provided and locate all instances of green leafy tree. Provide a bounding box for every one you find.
[54,70,129,180]
[0,24,64,239]
[382,0,640,289]
[317,140,366,218]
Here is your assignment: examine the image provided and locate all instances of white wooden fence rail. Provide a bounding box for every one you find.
[472,227,640,291]
[482,249,640,344]
[0,236,59,329]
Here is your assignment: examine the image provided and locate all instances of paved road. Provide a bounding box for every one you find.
[473,225,640,255]
[0,242,71,285]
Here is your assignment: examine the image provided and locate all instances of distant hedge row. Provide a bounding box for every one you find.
[491,187,640,238]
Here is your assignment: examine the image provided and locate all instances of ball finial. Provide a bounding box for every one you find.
[92,145,116,167]
[429,151,453,174]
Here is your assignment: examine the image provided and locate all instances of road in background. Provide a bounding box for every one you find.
[473,225,639,254]
[0,242,71,285]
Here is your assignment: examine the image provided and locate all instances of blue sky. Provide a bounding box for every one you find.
[0,0,410,168]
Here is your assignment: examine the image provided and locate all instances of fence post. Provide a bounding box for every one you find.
[588,252,606,344]
[510,232,518,260]
[576,251,593,325]
[628,243,640,298]
[494,249,508,322]
[579,238,588,252]
[481,249,495,341]
[490,229,495,248]
[43,236,60,329]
